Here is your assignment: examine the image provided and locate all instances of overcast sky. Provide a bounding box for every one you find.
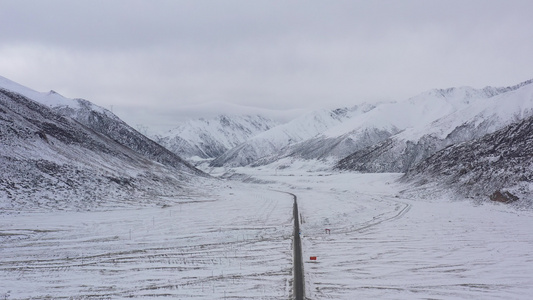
[1,0,532,132]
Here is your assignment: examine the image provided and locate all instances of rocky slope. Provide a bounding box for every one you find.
[401,113,533,208]
[0,76,200,174]
[0,85,204,213]
[56,99,200,173]
[336,79,533,173]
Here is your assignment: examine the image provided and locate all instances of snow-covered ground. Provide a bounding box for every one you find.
[0,184,294,299]
[2,169,533,299]
[233,168,533,299]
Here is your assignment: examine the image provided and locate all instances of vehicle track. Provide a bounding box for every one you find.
[349,197,411,233]
[0,188,295,299]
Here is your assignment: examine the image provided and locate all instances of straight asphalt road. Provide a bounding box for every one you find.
[291,192,304,300]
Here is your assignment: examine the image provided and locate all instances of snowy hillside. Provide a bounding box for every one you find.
[155,114,278,160]
[337,79,533,172]
[274,90,472,165]
[210,105,376,167]
[0,83,204,212]
[402,112,533,207]
[211,80,533,169]
[249,104,393,166]
[0,75,199,173]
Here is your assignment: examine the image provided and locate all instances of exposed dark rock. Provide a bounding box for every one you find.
[402,114,533,206]
[490,190,519,203]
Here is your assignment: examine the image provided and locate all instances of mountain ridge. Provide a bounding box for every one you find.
[155,114,278,160]
[0,75,201,175]
[210,80,529,169]
[0,79,205,212]
[209,104,377,167]
[336,79,533,173]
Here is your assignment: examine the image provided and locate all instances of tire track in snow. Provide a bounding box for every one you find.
[350,198,411,233]
[0,187,295,299]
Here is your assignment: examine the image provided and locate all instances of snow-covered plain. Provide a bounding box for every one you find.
[228,167,533,299]
[2,169,533,299]
[0,183,294,299]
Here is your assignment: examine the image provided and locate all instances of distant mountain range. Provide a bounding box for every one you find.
[154,114,278,161]
[209,104,383,167]
[196,79,533,171]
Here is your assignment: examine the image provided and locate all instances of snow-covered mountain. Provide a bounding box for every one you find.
[273,88,482,166]
[402,112,533,207]
[0,77,204,211]
[209,105,379,167]
[211,81,517,169]
[160,78,533,175]
[250,104,395,166]
[336,79,533,173]
[155,114,278,160]
[0,75,198,173]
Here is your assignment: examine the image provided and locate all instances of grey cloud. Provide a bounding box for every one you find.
[1,0,533,132]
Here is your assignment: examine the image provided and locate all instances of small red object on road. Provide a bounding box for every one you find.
[310,256,317,260]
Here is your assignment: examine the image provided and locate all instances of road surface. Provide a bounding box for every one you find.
[291,192,305,300]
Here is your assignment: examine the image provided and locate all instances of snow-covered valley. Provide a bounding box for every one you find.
[2,75,533,299]
[2,170,533,299]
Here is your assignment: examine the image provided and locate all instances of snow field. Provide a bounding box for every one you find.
[300,193,533,299]
[0,185,294,299]
[242,169,533,299]
[3,167,533,299]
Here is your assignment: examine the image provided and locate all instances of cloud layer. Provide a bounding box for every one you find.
[1,0,532,132]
